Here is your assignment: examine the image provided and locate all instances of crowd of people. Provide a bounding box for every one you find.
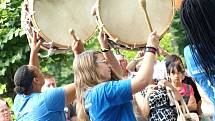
[9,27,206,121]
[2,0,214,120]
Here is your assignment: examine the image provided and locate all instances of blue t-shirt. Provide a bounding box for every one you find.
[84,79,136,121]
[13,87,65,121]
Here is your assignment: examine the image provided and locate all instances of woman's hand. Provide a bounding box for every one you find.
[97,28,109,49]
[158,79,172,89]
[70,29,84,56]
[158,79,182,101]
[145,85,158,97]
[135,49,145,58]
[30,31,42,53]
[28,31,42,67]
[146,31,160,49]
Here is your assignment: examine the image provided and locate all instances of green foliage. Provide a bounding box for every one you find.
[0,0,29,99]
[170,11,189,57]
[155,11,189,61]
[39,52,75,86]
[0,84,6,94]
[83,31,176,62]
[116,50,137,61]
[159,31,181,61]
[160,33,175,54]
[85,31,100,51]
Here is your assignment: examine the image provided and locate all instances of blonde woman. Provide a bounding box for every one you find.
[73,30,160,121]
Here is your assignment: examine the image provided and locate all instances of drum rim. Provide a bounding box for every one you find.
[29,0,97,49]
[96,0,176,50]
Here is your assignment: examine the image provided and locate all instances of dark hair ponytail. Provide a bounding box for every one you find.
[14,65,35,94]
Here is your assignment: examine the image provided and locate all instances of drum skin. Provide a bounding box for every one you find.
[97,0,175,49]
[23,0,97,49]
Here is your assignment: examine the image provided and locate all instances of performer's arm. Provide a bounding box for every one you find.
[97,29,124,80]
[29,32,42,68]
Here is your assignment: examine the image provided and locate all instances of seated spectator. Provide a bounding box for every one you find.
[165,55,202,115]
[167,62,198,113]
[41,73,57,92]
[0,97,12,121]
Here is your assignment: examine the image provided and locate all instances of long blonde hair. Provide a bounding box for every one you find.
[73,51,102,121]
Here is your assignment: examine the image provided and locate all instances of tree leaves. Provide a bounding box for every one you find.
[0,68,6,76]
[0,0,29,100]
[170,11,189,56]
[0,84,6,94]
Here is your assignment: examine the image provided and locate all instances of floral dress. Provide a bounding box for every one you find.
[141,88,177,121]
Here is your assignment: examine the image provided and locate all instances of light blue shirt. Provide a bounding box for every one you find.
[184,45,215,119]
[84,79,136,121]
[13,87,65,121]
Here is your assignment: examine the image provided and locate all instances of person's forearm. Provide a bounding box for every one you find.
[28,34,41,68]
[134,92,150,118]
[158,47,170,58]
[98,31,124,79]
[188,96,197,111]
[142,96,151,118]
[131,52,155,93]
[102,51,124,79]
[64,83,76,106]
[188,103,197,111]
[29,50,39,68]
[126,59,139,72]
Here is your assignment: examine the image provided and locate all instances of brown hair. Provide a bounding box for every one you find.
[73,51,102,121]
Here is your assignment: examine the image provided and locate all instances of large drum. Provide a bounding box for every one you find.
[21,0,97,50]
[97,0,175,49]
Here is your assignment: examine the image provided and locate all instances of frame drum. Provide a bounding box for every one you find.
[21,0,97,50]
[97,0,175,49]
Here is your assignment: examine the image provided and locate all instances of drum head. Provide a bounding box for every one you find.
[30,0,97,48]
[97,0,175,49]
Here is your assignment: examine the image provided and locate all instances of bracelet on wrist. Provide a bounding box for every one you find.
[101,46,110,52]
[145,47,157,55]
